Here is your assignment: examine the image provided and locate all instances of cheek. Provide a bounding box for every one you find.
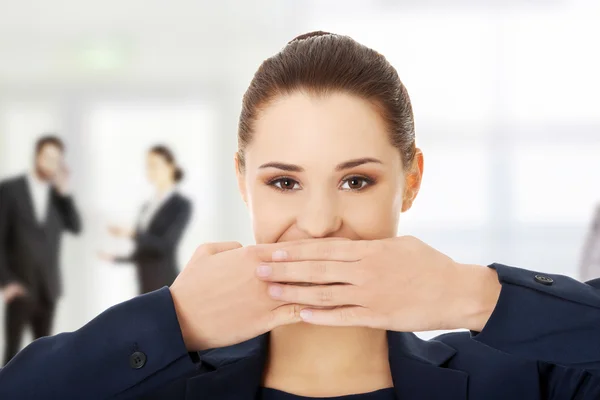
[42,160,57,173]
[341,185,403,239]
[248,186,298,244]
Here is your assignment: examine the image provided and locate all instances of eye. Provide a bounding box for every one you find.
[269,177,301,191]
[340,176,373,191]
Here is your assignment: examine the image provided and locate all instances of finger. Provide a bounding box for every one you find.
[256,261,359,284]
[267,284,362,307]
[270,239,368,262]
[198,241,243,256]
[251,237,350,261]
[266,303,304,330]
[299,306,373,327]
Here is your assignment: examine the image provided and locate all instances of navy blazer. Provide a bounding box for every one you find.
[1,263,600,399]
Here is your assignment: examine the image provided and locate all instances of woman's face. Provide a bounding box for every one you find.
[146,152,174,187]
[237,91,423,244]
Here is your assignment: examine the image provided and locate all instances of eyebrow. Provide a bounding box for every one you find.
[335,157,383,171]
[258,157,383,172]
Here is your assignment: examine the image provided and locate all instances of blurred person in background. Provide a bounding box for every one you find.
[3,32,600,399]
[579,204,600,281]
[99,145,192,294]
[0,135,81,366]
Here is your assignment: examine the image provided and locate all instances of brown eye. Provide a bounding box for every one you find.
[340,176,372,191]
[348,178,362,189]
[270,177,301,191]
[281,179,294,188]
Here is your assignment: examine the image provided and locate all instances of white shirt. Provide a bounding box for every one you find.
[138,188,176,231]
[26,172,51,224]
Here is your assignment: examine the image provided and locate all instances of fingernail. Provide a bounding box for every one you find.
[256,265,272,277]
[272,250,288,261]
[300,309,312,321]
[269,285,283,298]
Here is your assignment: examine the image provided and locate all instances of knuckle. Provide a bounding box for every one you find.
[266,308,279,328]
[270,304,302,327]
[241,245,257,259]
[279,263,288,278]
[366,239,385,255]
[354,263,370,284]
[195,243,212,256]
[338,307,353,322]
[290,304,303,320]
[316,242,332,259]
[320,242,333,259]
[404,235,418,246]
[318,287,334,303]
[310,261,327,282]
[229,241,243,250]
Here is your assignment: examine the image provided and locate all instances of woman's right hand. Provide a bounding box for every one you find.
[169,242,303,352]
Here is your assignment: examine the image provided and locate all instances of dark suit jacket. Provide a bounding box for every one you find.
[0,175,81,301]
[116,193,192,293]
[1,264,600,399]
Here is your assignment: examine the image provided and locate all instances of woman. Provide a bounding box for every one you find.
[1,32,599,399]
[101,145,192,293]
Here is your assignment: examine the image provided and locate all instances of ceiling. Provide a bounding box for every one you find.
[0,0,305,86]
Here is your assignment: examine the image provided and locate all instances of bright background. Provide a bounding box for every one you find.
[1,0,600,352]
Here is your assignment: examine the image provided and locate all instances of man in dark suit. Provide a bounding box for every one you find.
[0,135,82,365]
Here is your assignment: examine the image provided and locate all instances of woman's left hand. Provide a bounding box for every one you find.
[257,236,501,332]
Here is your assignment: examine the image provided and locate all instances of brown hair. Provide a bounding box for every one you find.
[35,135,64,155]
[149,145,184,183]
[237,31,416,171]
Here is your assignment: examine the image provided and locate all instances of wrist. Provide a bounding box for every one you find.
[453,263,501,332]
[169,286,192,350]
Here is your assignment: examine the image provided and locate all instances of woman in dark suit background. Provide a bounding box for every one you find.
[100,145,192,294]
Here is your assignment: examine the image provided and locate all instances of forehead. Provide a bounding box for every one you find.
[39,144,62,157]
[247,91,400,168]
[148,152,166,162]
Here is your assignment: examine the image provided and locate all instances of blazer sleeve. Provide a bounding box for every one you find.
[473,264,600,398]
[0,183,18,287]
[53,190,83,234]
[134,199,192,257]
[0,288,198,400]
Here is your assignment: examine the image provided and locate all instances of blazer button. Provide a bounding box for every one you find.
[129,351,147,369]
[534,275,554,286]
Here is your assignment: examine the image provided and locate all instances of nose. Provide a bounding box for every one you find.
[296,189,342,238]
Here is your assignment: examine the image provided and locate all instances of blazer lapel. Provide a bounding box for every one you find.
[183,332,468,400]
[185,335,267,400]
[388,332,468,400]
[146,194,177,233]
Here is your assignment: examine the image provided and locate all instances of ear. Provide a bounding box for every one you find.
[234,152,248,206]
[401,148,424,212]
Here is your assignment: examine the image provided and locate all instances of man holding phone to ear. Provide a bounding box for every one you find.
[0,135,81,365]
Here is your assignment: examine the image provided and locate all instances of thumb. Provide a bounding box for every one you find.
[298,306,372,327]
[267,304,304,330]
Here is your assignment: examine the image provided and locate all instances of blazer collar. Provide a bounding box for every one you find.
[185,331,468,400]
[387,332,468,399]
